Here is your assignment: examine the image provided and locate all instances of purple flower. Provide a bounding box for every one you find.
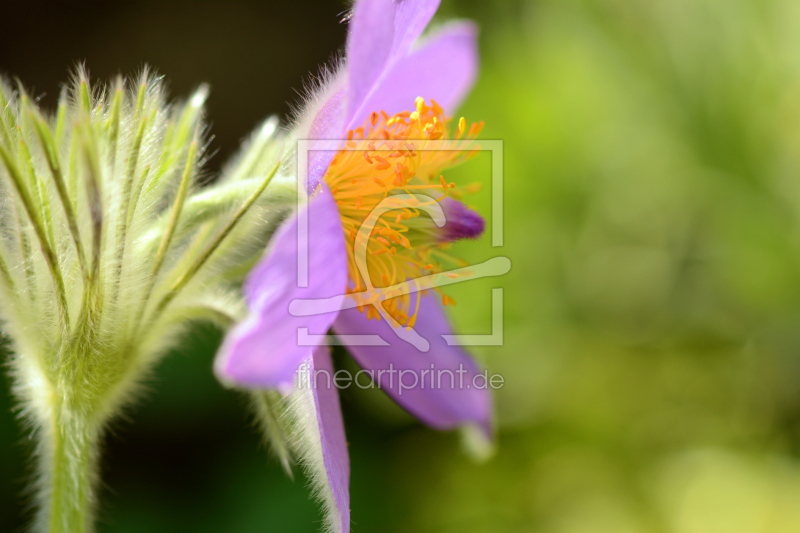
[215,1,492,531]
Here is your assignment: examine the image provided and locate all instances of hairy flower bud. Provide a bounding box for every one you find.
[0,68,287,532]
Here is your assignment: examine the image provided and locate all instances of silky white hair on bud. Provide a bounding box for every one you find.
[0,67,290,532]
[287,55,346,143]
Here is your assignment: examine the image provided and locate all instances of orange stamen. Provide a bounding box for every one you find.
[322,98,483,328]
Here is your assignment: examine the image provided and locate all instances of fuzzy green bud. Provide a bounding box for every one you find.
[0,68,289,533]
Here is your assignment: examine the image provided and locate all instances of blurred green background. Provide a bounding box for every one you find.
[4,0,800,531]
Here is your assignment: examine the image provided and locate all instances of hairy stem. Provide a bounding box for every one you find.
[41,397,101,533]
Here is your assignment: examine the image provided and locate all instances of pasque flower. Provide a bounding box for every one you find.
[215,1,493,531]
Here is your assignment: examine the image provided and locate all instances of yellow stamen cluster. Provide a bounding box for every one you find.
[321,97,484,328]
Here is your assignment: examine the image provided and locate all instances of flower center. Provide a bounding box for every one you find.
[322,97,484,328]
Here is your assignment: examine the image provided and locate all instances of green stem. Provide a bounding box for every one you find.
[44,400,100,533]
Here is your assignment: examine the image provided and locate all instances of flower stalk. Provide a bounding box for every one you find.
[43,384,101,533]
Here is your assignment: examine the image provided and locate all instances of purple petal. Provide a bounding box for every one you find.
[332,292,493,439]
[346,0,397,112]
[391,0,441,59]
[348,22,479,129]
[439,198,485,242]
[215,186,348,389]
[288,346,350,533]
[346,0,439,118]
[305,85,347,192]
